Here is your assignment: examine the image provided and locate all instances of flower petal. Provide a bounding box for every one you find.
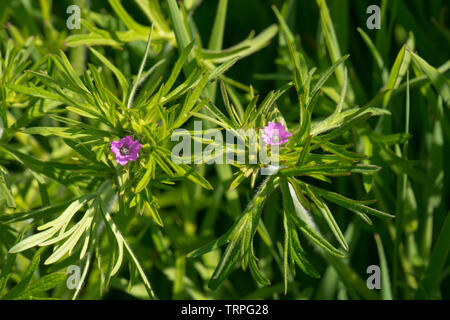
[116,154,129,165]
[111,136,142,165]
[127,153,139,161]
[111,141,122,155]
[128,140,142,153]
[121,136,133,146]
[262,121,291,145]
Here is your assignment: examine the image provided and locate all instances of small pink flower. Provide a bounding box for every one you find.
[261,121,291,145]
[111,136,142,165]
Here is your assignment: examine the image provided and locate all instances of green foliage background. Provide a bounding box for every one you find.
[0,0,449,300]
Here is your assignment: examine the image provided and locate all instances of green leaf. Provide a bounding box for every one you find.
[290,228,320,278]
[416,211,450,299]
[156,148,213,190]
[208,57,239,81]
[206,25,278,64]
[292,214,346,258]
[146,202,164,227]
[98,183,156,299]
[208,236,242,290]
[409,50,450,106]
[383,45,406,108]
[357,27,385,75]
[310,54,350,102]
[167,0,195,73]
[13,273,66,300]
[279,162,381,177]
[307,188,349,251]
[89,47,129,97]
[9,195,92,253]
[307,184,394,219]
[2,248,44,299]
[108,0,148,33]
[374,234,392,300]
[282,207,290,294]
[316,0,346,87]
[43,209,94,265]
[162,40,195,96]
[134,0,171,34]
[136,164,153,193]
[280,179,345,258]
[208,0,228,51]
[187,230,231,258]
[0,170,15,208]
[8,83,63,102]
[22,127,90,139]
[311,106,390,137]
[0,199,74,224]
[248,249,271,286]
[0,241,18,295]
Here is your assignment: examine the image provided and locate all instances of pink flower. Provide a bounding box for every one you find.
[261,121,291,145]
[111,136,142,165]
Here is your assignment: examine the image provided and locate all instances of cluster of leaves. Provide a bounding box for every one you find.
[0,0,279,299]
[186,10,395,292]
[0,19,249,298]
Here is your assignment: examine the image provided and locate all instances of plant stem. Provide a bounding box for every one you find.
[127,25,153,109]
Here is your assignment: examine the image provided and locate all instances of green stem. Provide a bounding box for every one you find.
[127,25,153,109]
